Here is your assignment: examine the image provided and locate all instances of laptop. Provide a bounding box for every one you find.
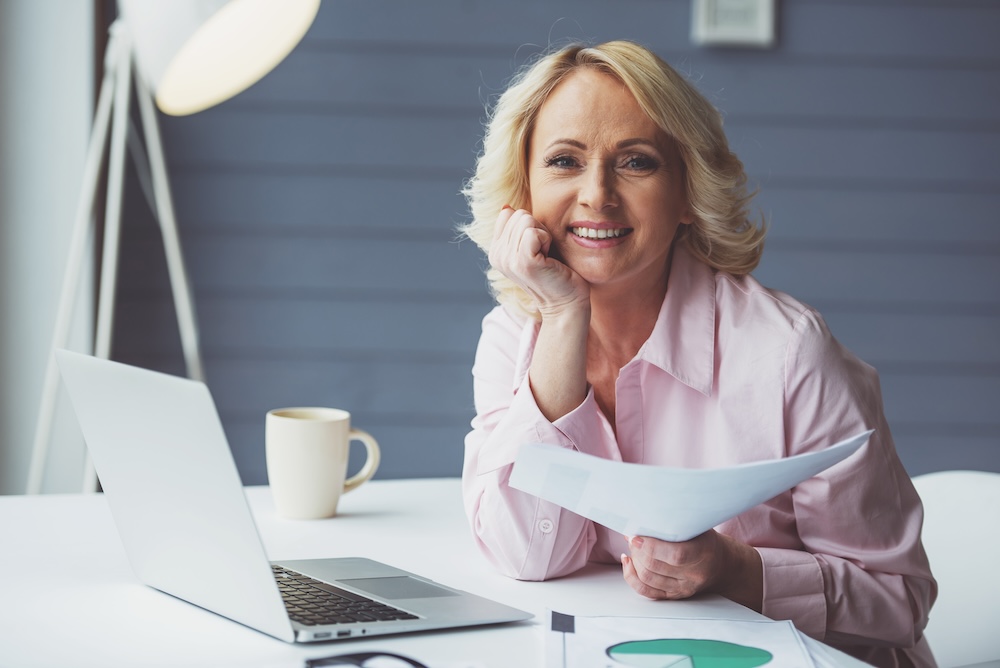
[54,349,532,643]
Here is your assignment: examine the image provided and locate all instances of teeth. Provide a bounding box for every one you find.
[572,227,626,239]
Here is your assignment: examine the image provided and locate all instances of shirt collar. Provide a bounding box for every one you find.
[636,244,716,397]
[511,244,717,397]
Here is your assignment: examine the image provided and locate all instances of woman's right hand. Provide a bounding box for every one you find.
[488,207,590,316]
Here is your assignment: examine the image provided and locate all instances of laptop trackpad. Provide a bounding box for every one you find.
[340,576,459,600]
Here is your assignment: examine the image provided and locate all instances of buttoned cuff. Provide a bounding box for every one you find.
[757,547,827,640]
[475,376,619,474]
[550,388,619,460]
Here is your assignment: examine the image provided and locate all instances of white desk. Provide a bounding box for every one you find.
[0,479,862,667]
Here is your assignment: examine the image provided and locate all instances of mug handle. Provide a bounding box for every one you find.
[343,429,380,493]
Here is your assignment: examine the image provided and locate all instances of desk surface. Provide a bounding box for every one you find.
[1,478,861,668]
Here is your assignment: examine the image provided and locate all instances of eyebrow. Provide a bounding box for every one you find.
[544,137,662,152]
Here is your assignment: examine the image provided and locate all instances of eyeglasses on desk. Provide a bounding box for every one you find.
[305,650,429,668]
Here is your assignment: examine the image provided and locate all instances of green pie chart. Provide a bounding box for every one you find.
[607,639,773,668]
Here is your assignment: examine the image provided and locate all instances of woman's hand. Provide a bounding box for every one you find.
[488,207,590,316]
[621,532,763,612]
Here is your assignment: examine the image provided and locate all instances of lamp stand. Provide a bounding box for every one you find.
[26,20,204,494]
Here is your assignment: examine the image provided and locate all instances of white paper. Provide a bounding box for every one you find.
[510,431,872,542]
[545,611,816,668]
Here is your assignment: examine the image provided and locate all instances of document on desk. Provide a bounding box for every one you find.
[510,430,872,542]
[545,610,817,668]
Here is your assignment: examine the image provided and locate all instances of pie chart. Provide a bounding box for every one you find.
[607,639,773,668]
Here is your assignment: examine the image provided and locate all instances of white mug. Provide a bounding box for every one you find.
[265,407,380,519]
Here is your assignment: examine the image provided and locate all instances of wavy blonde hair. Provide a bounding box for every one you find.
[459,40,766,318]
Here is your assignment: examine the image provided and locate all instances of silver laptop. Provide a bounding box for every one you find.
[54,349,531,643]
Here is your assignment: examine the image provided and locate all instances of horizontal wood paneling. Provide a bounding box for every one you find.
[732,125,1000,186]
[161,113,482,172]
[893,434,999,478]
[114,0,1000,482]
[114,298,489,358]
[822,311,1000,366]
[169,174,471,232]
[118,236,487,297]
[780,2,1000,63]
[755,189,1000,245]
[198,359,474,416]
[754,249,998,305]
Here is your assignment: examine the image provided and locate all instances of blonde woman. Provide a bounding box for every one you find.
[460,41,936,668]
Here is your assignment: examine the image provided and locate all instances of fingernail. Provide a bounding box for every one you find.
[631,536,644,549]
[501,204,514,211]
[620,554,628,565]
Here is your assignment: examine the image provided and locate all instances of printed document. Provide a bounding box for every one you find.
[510,431,872,542]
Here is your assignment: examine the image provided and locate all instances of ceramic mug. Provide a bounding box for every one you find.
[265,407,380,519]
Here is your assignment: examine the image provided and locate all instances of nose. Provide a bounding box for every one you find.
[578,162,618,211]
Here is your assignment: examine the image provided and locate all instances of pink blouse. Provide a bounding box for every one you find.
[462,246,937,667]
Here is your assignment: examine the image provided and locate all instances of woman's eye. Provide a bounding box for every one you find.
[544,155,578,169]
[622,155,658,171]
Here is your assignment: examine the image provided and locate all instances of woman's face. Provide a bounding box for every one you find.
[527,68,690,294]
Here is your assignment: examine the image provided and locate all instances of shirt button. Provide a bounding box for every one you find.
[538,518,554,534]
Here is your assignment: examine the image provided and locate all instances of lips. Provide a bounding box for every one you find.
[569,225,633,240]
[570,227,625,239]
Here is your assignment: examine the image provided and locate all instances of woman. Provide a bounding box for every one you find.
[459,41,936,667]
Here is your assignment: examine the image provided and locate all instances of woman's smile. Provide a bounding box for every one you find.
[568,223,633,245]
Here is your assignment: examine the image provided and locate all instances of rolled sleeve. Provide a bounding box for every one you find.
[757,547,826,639]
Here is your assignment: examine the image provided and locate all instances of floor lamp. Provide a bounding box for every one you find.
[27,0,320,494]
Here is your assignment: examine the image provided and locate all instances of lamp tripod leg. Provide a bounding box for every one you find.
[80,33,134,494]
[134,60,205,383]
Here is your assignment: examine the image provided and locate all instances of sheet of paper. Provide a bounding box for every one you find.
[545,610,816,668]
[510,430,872,542]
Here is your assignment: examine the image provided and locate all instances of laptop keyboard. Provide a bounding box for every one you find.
[272,565,419,627]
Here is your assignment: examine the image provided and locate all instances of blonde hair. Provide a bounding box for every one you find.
[459,40,767,318]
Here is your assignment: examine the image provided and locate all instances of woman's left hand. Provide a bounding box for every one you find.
[621,532,763,612]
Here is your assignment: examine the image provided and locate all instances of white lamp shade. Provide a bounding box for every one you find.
[117,0,320,116]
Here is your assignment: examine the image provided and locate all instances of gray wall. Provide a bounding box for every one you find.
[111,0,1000,484]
